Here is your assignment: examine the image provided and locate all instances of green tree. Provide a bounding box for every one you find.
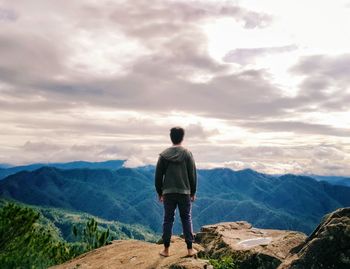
[0,202,79,268]
[73,218,111,251]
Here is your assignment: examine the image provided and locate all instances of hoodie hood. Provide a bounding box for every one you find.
[160,146,190,162]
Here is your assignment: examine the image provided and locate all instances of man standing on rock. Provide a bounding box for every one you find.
[155,126,197,257]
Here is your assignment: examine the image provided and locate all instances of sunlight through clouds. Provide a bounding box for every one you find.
[68,30,149,76]
[0,0,350,175]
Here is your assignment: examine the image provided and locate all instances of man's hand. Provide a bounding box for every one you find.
[158,195,164,202]
[190,195,196,202]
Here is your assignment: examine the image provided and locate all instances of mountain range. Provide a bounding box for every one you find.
[0,160,125,180]
[1,164,350,235]
[1,160,349,187]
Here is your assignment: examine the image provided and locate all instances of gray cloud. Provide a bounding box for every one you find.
[0,0,276,120]
[22,141,61,151]
[4,67,284,120]
[15,141,145,165]
[223,45,297,65]
[0,111,217,142]
[108,0,272,36]
[0,0,350,175]
[192,143,350,175]
[291,54,350,83]
[290,54,350,112]
[186,123,220,139]
[0,0,311,127]
[1,0,345,123]
[240,120,350,137]
[0,7,18,22]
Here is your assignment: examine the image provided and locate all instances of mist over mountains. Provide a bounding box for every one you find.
[1,161,350,235]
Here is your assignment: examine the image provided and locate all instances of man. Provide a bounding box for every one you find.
[155,126,197,257]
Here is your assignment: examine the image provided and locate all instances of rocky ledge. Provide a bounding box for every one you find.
[196,221,306,269]
[51,207,350,269]
[50,236,211,269]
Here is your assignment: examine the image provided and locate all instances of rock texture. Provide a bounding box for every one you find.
[196,221,306,269]
[50,237,211,269]
[278,207,350,269]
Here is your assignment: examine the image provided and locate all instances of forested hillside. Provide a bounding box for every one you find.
[0,199,157,268]
[1,166,350,234]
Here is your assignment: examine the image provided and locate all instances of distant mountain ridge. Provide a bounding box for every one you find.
[2,160,349,188]
[310,174,350,187]
[0,160,125,180]
[0,163,12,169]
[1,165,350,235]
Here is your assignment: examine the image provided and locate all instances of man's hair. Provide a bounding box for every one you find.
[170,127,185,144]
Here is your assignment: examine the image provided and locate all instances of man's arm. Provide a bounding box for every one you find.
[155,155,166,196]
[187,152,197,196]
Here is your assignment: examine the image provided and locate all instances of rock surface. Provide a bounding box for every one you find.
[50,208,350,269]
[196,221,306,269]
[278,207,350,269]
[50,237,211,269]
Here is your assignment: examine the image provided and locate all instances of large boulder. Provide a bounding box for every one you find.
[278,207,350,269]
[196,221,306,269]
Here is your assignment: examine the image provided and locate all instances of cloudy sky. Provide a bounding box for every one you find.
[0,0,350,175]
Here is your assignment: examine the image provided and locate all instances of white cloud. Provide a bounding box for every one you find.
[0,0,350,175]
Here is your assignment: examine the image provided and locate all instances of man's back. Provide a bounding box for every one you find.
[155,145,197,196]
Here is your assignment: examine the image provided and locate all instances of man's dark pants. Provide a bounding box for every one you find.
[162,193,194,249]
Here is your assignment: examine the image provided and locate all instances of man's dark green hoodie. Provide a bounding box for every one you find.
[155,146,197,196]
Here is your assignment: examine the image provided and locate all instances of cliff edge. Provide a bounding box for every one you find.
[50,236,210,269]
[51,208,350,269]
